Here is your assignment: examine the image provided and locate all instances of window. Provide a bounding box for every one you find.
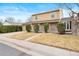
[67,22,70,29]
[70,21,71,29]
[64,21,71,30]
[50,12,56,18]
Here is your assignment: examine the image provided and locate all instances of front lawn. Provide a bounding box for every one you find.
[9,32,37,40]
[29,33,79,52]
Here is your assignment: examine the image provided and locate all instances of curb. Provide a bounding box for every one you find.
[0,38,43,56]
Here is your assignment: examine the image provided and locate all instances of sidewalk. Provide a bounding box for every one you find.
[0,32,79,56]
[0,31,24,37]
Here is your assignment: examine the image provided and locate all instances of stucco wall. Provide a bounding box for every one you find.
[22,25,26,31]
[32,10,61,21]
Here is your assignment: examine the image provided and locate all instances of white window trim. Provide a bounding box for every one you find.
[65,21,71,30]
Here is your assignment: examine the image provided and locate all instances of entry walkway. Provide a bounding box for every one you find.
[0,32,79,56]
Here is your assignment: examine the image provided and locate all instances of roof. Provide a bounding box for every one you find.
[23,19,59,25]
[32,9,60,16]
[3,22,12,25]
[61,17,72,21]
[3,21,22,26]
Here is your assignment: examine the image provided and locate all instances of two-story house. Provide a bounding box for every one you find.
[22,9,76,33]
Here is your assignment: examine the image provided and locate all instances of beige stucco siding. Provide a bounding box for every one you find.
[32,10,61,21]
[22,25,26,31]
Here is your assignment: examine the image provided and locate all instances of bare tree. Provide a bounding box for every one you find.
[58,3,79,35]
[16,19,22,23]
[5,17,15,23]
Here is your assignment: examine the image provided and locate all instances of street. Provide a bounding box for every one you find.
[0,43,30,56]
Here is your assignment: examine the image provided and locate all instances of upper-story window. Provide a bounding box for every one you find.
[50,12,55,18]
[51,14,55,18]
[35,16,38,20]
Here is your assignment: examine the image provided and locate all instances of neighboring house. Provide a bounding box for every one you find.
[3,21,12,25]
[22,9,79,33]
[3,21,22,26]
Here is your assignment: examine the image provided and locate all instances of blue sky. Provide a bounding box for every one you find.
[0,3,79,23]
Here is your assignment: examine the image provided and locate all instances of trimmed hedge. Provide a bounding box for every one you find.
[0,25,22,33]
[57,22,65,34]
[34,24,39,33]
[26,25,31,32]
[44,23,49,33]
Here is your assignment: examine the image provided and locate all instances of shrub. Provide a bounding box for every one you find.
[44,23,49,33]
[26,25,31,32]
[0,25,22,33]
[17,26,22,31]
[34,23,39,33]
[57,22,65,34]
